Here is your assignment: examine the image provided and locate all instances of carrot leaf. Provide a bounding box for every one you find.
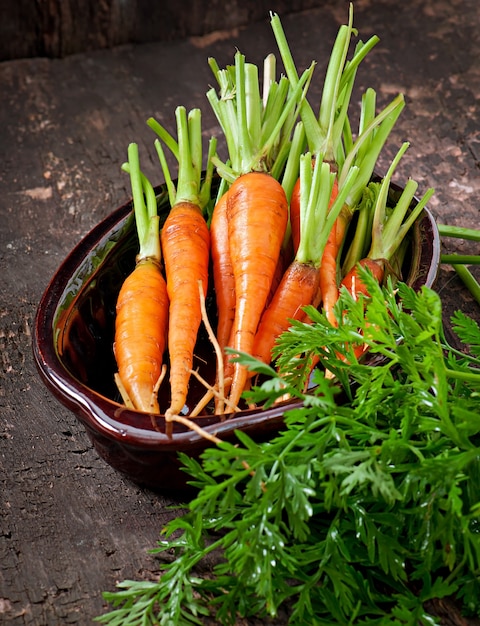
[98,278,480,626]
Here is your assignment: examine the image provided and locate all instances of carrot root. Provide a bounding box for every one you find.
[114,258,169,414]
[225,171,289,410]
[253,260,320,367]
[162,201,210,418]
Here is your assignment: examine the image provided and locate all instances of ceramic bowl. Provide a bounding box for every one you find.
[32,180,440,492]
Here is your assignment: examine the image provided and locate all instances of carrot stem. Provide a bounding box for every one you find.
[121,144,160,262]
[452,264,480,306]
[339,93,405,208]
[296,153,359,266]
[441,255,480,265]
[149,107,217,211]
[437,225,480,242]
[365,142,435,264]
[271,6,379,165]
[208,50,313,181]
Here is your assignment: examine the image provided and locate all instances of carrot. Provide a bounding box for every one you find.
[114,143,169,413]
[207,50,314,410]
[226,170,289,408]
[210,184,235,355]
[271,11,405,327]
[340,142,435,301]
[148,106,216,421]
[340,257,385,299]
[252,153,359,367]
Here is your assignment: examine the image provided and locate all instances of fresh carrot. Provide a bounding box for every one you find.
[340,142,435,300]
[271,10,405,327]
[114,143,169,413]
[340,257,385,298]
[252,153,359,367]
[209,181,236,414]
[207,50,313,410]
[225,170,289,407]
[210,183,235,355]
[148,106,216,421]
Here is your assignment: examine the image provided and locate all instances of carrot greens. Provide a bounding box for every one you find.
[97,278,480,626]
[206,49,313,182]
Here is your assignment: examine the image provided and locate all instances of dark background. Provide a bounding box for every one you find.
[1,0,328,61]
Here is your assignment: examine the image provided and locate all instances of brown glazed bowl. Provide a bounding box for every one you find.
[32,180,440,493]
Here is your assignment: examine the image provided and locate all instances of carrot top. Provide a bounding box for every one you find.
[367,143,435,263]
[121,142,161,263]
[342,142,435,275]
[207,50,314,182]
[271,8,405,217]
[295,152,359,267]
[270,6,379,166]
[147,106,217,212]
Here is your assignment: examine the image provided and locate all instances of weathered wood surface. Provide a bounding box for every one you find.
[0,0,479,623]
[0,0,326,62]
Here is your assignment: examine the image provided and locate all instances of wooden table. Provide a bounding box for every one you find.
[1,0,479,623]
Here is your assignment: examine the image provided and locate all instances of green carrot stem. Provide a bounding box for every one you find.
[281,121,306,202]
[452,264,480,306]
[269,12,322,153]
[441,255,480,265]
[121,144,161,262]
[445,366,480,383]
[153,139,176,206]
[296,155,332,265]
[208,50,313,181]
[437,224,480,241]
[296,153,359,265]
[146,118,179,161]
[262,53,276,106]
[339,35,380,96]
[367,141,435,263]
[149,106,216,213]
[368,142,410,258]
[340,93,405,206]
[235,53,254,172]
[341,183,379,274]
[271,6,378,165]
[318,21,352,161]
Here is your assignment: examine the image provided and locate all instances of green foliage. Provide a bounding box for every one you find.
[96,277,480,625]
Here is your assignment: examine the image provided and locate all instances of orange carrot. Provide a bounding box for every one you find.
[210,187,235,355]
[206,50,313,410]
[340,257,385,299]
[252,153,358,368]
[210,183,237,414]
[114,143,169,413]
[149,106,216,420]
[115,260,169,412]
[161,201,210,417]
[252,260,320,367]
[226,171,289,409]
[318,198,348,326]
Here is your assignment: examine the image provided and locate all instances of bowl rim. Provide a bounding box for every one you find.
[32,184,441,451]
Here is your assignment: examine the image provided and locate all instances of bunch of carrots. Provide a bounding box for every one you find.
[112,7,435,429]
